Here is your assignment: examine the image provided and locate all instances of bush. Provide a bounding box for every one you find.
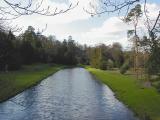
[157,82,160,92]
[100,60,108,70]
[107,59,114,70]
[120,62,129,74]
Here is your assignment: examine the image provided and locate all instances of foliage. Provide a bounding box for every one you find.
[111,43,124,67]
[0,26,89,71]
[0,30,22,71]
[89,46,102,68]
[88,43,124,70]
[139,35,160,76]
[124,4,142,23]
[120,61,130,74]
[157,82,160,92]
[99,60,108,70]
[107,59,114,69]
[147,44,160,75]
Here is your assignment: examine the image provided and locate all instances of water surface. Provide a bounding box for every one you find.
[0,68,138,120]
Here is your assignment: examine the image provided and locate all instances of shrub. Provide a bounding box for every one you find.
[107,59,114,70]
[157,82,160,92]
[100,60,108,70]
[120,62,129,74]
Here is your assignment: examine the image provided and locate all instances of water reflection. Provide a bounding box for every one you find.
[0,68,138,120]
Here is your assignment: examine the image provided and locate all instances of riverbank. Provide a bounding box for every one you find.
[0,64,64,102]
[86,67,160,120]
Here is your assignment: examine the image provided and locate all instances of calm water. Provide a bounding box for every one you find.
[0,68,138,120]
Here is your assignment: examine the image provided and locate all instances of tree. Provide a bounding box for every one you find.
[89,46,102,68]
[86,0,159,52]
[20,41,35,64]
[0,24,90,71]
[124,4,142,79]
[19,26,41,64]
[111,42,124,67]
[139,11,160,78]
[88,43,124,70]
[64,36,77,65]
[0,30,9,71]
[147,42,160,75]
[86,0,159,80]
[0,30,21,71]
[120,61,130,74]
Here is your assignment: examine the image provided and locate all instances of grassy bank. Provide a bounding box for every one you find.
[87,67,160,120]
[0,64,64,102]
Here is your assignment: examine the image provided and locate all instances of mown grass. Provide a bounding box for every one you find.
[0,64,64,102]
[87,67,160,120]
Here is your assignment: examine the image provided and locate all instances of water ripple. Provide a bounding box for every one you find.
[0,68,138,120]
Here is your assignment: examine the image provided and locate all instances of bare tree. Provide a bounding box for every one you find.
[0,0,79,20]
[84,0,139,16]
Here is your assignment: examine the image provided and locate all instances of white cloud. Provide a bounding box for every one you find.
[144,3,160,19]
[36,0,90,24]
[13,0,91,37]
[78,17,130,48]
[90,17,128,34]
[14,0,90,26]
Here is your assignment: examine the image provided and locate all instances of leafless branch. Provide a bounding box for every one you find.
[0,0,79,20]
[143,0,160,40]
[151,11,160,33]
[143,0,152,31]
[0,20,22,32]
[84,0,139,16]
[37,24,47,35]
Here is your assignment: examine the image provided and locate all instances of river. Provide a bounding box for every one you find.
[0,68,138,120]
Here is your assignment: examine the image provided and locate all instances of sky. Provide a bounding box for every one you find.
[9,0,160,49]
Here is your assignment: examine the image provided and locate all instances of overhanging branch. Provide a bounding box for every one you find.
[0,0,79,20]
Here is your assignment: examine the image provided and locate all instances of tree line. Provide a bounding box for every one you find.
[0,25,128,72]
[0,23,160,81]
[0,26,89,71]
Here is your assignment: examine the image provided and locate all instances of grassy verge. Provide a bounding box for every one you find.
[86,67,160,120]
[0,64,64,102]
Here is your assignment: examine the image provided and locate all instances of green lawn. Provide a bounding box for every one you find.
[0,64,64,102]
[87,67,160,120]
